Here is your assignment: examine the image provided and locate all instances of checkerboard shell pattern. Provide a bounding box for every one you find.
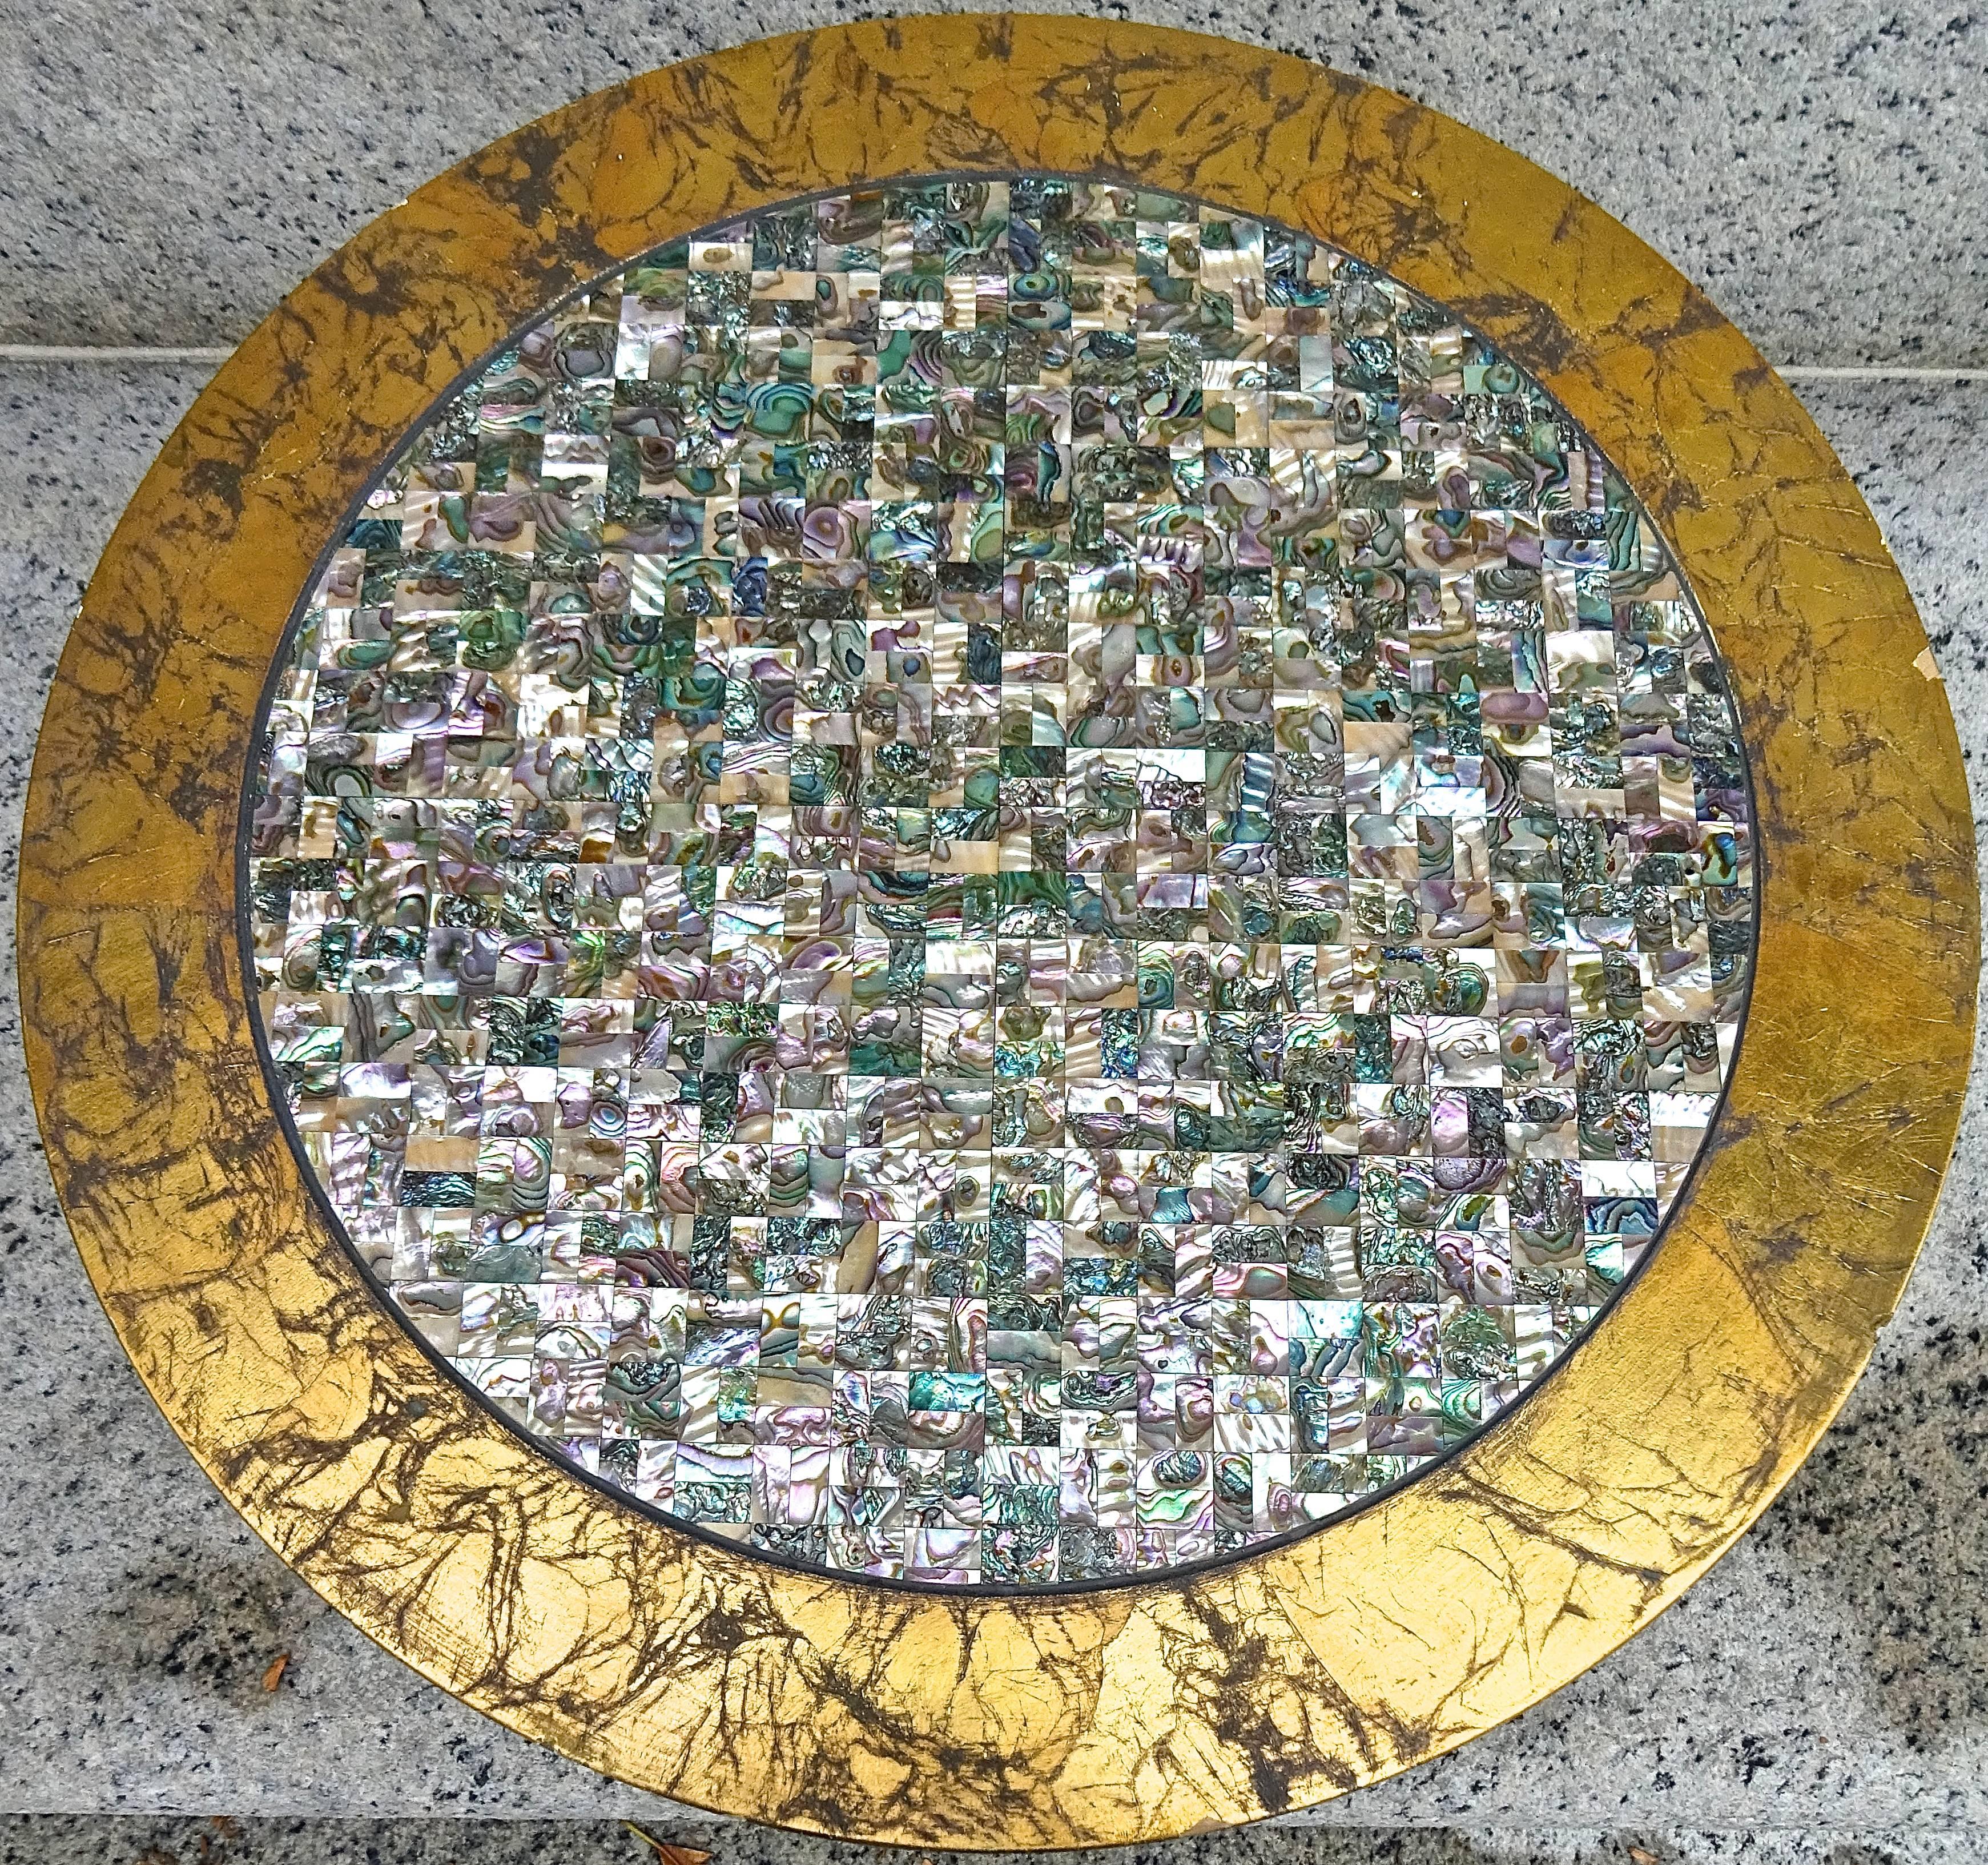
[246,178,1754,1587]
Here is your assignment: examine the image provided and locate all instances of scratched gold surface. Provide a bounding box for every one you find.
[18,16,1978,1846]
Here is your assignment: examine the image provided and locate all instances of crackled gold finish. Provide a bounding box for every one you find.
[19,15,1976,1846]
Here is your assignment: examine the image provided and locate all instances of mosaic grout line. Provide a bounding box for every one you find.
[3,345,1988,377]
[5,351,1985,381]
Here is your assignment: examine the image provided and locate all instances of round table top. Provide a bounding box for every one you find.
[19,16,1974,1847]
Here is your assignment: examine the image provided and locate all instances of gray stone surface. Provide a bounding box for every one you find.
[1,360,1985,1839]
[1,0,1985,366]
[2,1819,1983,1865]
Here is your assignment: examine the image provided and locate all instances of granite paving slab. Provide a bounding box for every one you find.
[0,2,1983,366]
[2,1815,1983,1865]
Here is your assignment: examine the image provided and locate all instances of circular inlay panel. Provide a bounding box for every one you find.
[246,177,1753,1588]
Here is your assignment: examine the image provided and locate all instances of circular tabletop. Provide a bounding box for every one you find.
[18,15,1976,1847]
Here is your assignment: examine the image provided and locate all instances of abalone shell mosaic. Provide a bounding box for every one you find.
[245,176,1754,1589]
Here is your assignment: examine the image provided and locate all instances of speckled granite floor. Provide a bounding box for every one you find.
[3,0,1985,367]
[5,1816,1988,1865]
[2,0,1985,1858]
